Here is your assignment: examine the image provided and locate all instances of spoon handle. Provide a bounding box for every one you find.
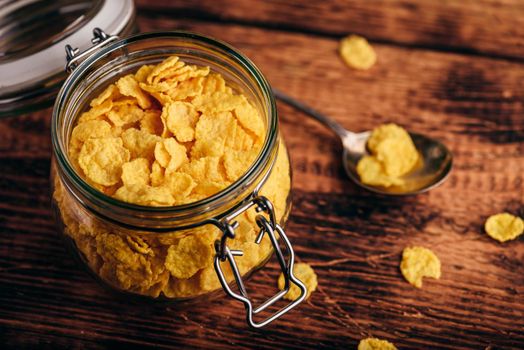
[272,88,351,140]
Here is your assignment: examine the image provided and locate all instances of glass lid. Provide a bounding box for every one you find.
[0,0,135,117]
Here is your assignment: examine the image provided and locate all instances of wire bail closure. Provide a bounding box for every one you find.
[65,28,119,73]
[213,195,307,328]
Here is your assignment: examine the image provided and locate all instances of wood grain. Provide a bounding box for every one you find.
[136,0,524,61]
[1,2,524,349]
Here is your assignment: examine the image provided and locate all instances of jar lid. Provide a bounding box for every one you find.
[0,0,135,117]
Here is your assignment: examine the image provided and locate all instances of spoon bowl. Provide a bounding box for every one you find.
[273,89,453,195]
[342,132,453,195]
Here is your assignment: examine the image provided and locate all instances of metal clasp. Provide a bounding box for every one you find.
[213,196,307,328]
[65,28,119,73]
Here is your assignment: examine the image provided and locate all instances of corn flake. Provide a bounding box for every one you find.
[107,103,144,128]
[339,35,377,70]
[116,74,152,109]
[78,137,130,186]
[121,158,150,187]
[147,56,183,84]
[168,76,204,101]
[90,84,120,107]
[358,338,398,350]
[356,156,404,188]
[154,138,189,173]
[165,234,214,279]
[163,101,199,142]
[485,212,524,243]
[191,92,245,115]
[77,99,113,124]
[278,262,317,301]
[400,246,441,288]
[140,110,164,136]
[357,123,419,188]
[150,161,165,187]
[163,172,196,203]
[135,65,154,84]
[114,184,174,206]
[192,112,237,158]
[202,73,231,94]
[367,123,418,177]
[223,150,257,182]
[234,101,264,137]
[121,128,161,160]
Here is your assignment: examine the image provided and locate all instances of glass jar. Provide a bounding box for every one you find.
[50,30,306,328]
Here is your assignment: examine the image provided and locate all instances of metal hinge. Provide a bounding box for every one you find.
[65,28,119,73]
[213,195,307,328]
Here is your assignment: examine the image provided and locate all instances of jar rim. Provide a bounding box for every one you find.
[51,31,278,222]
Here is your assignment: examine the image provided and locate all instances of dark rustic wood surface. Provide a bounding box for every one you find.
[1,1,524,349]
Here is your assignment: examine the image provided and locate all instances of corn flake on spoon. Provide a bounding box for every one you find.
[273,89,453,196]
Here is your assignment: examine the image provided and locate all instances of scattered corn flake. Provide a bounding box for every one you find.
[116,74,152,109]
[339,35,377,70]
[485,212,524,243]
[358,338,398,350]
[163,101,199,142]
[121,158,150,187]
[278,262,317,301]
[165,234,214,279]
[78,137,130,186]
[121,128,161,160]
[400,246,441,288]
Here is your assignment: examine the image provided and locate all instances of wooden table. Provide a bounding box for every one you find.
[1,1,523,349]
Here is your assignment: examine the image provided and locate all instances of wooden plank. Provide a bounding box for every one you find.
[136,0,524,60]
[1,16,524,350]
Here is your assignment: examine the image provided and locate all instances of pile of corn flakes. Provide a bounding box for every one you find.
[53,55,291,298]
[357,123,419,188]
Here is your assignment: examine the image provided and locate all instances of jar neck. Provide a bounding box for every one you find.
[52,31,279,231]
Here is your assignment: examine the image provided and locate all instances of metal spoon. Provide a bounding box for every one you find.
[273,89,453,195]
